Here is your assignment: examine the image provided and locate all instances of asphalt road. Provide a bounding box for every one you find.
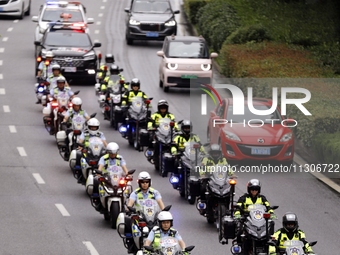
[0,0,339,254]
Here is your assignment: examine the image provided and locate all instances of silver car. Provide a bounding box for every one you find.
[32,1,94,57]
[157,35,218,92]
[0,0,31,19]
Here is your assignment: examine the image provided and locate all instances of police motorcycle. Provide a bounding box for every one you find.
[230,204,279,255]
[56,113,96,161]
[141,237,195,255]
[119,97,153,151]
[267,240,317,255]
[94,53,114,92]
[145,118,176,176]
[195,165,237,243]
[42,90,80,135]
[170,142,204,204]
[88,168,135,229]
[71,136,106,185]
[117,201,171,255]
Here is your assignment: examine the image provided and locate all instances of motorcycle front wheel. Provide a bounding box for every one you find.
[110,201,120,229]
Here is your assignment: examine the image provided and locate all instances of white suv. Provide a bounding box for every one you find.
[0,0,31,19]
[32,1,94,57]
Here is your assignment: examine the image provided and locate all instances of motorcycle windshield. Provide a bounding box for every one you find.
[128,97,147,120]
[136,198,160,225]
[156,118,171,143]
[72,114,86,130]
[208,167,231,195]
[159,237,181,255]
[246,204,266,228]
[88,137,104,157]
[283,240,305,255]
[106,165,124,186]
[110,75,121,93]
[57,92,69,107]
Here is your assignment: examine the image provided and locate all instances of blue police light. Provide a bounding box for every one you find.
[231,245,241,254]
[38,87,44,93]
[119,125,127,133]
[169,175,179,184]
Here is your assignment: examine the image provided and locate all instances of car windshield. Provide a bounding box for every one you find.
[132,0,171,13]
[167,41,209,58]
[226,104,282,124]
[44,32,91,47]
[42,9,83,22]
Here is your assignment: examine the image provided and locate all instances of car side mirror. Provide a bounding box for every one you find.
[87,18,94,24]
[174,10,180,14]
[210,52,218,58]
[93,42,101,48]
[34,41,41,46]
[32,16,38,22]
[124,8,130,13]
[157,51,164,57]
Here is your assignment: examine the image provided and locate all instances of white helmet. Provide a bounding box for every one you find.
[158,211,173,229]
[138,171,151,186]
[87,118,100,135]
[106,142,119,154]
[52,64,61,70]
[46,51,54,58]
[71,97,82,106]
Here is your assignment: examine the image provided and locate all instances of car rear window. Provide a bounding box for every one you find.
[132,0,171,13]
[227,105,282,123]
[45,32,91,47]
[167,41,209,58]
[42,9,83,22]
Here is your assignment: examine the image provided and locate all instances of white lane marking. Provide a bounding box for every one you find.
[55,204,70,216]
[95,30,100,34]
[98,13,103,17]
[96,21,101,25]
[13,20,18,23]
[17,147,27,156]
[0,48,4,53]
[0,74,3,79]
[33,173,45,184]
[0,88,5,94]
[7,27,13,32]
[3,105,10,112]
[100,6,105,9]
[0,60,3,65]
[2,37,8,42]
[83,241,100,255]
[9,125,17,133]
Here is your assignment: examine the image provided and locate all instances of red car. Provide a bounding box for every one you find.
[207,98,295,165]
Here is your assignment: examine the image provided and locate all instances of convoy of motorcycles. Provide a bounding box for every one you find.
[34,52,317,255]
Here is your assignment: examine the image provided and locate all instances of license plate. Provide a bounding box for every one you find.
[181,74,197,79]
[146,32,159,37]
[63,67,76,72]
[251,148,270,155]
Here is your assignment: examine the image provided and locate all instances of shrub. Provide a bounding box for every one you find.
[196,0,240,52]
[183,0,208,25]
[312,132,340,164]
[225,24,272,45]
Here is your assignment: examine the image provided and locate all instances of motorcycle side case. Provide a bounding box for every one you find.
[163,153,175,174]
[139,129,149,147]
[41,95,47,106]
[189,176,201,197]
[117,212,126,235]
[98,94,106,103]
[86,174,94,196]
[42,105,51,116]
[69,149,77,169]
[222,215,236,239]
[56,131,67,147]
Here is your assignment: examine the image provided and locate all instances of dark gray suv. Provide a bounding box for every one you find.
[124,0,180,45]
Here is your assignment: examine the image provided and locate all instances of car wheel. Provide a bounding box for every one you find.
[163,85,169,93]
[18,3,24,19]
[25,0,31,16]
[159,79,163,88]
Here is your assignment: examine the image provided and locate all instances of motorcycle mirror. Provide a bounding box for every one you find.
[127,206,136,213]
[177,120,183,125]
[184,246,195,252]
[162,205,172,211]
[271,205,279,210]
[68,79,73,85]
[309,241,317,246]
[125,82,130,85]
[128,169,136,175]
[119,68,124,72]
[148,97,153,101]
[74,90,80,95]
[203,142,210,147]
[144,246,154,252]
[90,113,97,118]
[267,240,276,246]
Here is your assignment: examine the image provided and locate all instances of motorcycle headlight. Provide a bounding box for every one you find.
[166,63,178,70]
[225,131,241,141]
[165,19,176,26]
[280,132,292,142]
[201,64,211,71]
[84,51,96,60]
[129,19,140,25]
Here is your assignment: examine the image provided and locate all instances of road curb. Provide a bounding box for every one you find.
[179,2,340,194]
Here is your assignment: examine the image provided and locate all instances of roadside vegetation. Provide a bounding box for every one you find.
[184,0,340,163]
